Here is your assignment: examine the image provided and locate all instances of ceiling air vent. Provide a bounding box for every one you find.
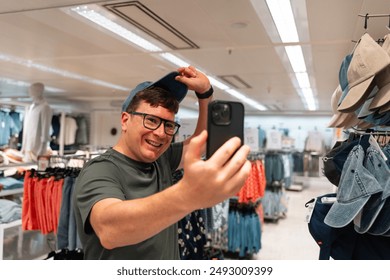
[104,1,198,50]
[217,75,251,89]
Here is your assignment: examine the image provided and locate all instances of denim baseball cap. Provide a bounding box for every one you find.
[353,146,389,233]
[356,86,379,119]
[337,53,353,106]
[121,71,188,112]
[367,195,390,235]
[327,53,359,129]
[338,33,390,113]
[362,145,390,235]
[324,145,383,228]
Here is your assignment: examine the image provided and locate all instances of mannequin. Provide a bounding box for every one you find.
[21,82,53,162]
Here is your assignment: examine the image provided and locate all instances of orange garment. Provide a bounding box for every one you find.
[237,160,266,203]
[21,170,65,235]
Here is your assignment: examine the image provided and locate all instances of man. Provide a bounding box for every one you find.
[73,66,251,259]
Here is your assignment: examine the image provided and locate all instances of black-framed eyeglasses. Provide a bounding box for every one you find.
[128,111,180,136]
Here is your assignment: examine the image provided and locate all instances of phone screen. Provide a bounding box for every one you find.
[206,100,245,159]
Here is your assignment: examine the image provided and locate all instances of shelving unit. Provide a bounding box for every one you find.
[0,219,22,260]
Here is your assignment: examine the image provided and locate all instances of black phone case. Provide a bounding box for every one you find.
[206,100,245,159]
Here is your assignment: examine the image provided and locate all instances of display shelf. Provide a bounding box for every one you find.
[0,162,36,171]
[0,219,22,260]
[0,188,24,197]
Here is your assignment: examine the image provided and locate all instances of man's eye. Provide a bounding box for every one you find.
[165,123,175,129]
[146,117,159,124]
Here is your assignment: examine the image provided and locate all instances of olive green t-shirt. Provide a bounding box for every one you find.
[73,142,183,259]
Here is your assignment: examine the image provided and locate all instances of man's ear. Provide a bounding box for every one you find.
[121,112,130,130]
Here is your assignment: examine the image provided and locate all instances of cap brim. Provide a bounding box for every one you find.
[338,76,375,113]
[353,192,384,234]
[357,98,376,119]
[379,101,390,114]
[370,82,390,110]
[356,120,373,129]
[368,199,390,235]
[327,113,344,127]
[341,113,360,128]
[151,71,188,103]
[324,196,370,228]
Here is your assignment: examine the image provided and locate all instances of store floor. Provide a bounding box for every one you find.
[253,176,335,260]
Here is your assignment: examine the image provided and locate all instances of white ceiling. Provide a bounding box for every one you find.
[0,0,388,116]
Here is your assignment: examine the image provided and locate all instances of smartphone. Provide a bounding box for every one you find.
[206,100,245,159]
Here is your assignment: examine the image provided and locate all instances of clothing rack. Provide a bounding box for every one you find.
[247,151,265,161]
[348,127,390,135]
[358,13,390,30]
[52,154,88,167]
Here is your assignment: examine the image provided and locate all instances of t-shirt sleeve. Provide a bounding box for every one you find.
[167,142,183,171]
[74,160,125,234]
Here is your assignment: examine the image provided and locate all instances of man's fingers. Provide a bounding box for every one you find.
[186,130,207,163]
[222,144,251,181]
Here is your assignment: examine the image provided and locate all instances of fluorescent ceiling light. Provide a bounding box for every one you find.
[226,89,267,111]
[295,72,311,89]
[300,88,316,111]
[208,77,230,91]
[159,53,190,68]
[285,46,307,73]
[0,53,129,91]
[265,0,299,43]
[263,0,317,110]
[0,78,64,92]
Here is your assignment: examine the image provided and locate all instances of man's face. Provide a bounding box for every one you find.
[122,101,175,163]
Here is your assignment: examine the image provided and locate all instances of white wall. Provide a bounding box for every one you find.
[176,113,337,151]
[89,109,121,148]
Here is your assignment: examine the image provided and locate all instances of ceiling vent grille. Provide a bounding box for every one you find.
[217,75,251,89]
[104,1,199,50]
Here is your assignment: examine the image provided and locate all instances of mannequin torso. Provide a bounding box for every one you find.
[21,82,53,162]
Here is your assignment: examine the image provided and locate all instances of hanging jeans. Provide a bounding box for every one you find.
[57,176,81,250]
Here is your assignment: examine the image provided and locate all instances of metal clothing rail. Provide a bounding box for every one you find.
[358,13,390,30]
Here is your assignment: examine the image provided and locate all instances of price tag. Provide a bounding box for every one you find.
[37,155,50,171]
[304,197,317,223]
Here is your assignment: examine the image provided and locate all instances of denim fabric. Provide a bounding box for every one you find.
[227,206,261,257]
[0,111,11,146]
[262,190,279,220]
[57,176,80,250]
[364,146,390,235]
[0,177,24,190]
[68,177,82,250]
[337,54,353,105]
[354,147,390,233]
[258,127,266,148]
[0,198,22,223]
[324,145,383,228]
[369,198,390,235]
[9,111,22,134]
[383,144,390,167]
[292,152,304,173]
[264,154,284,184]
[377,112,390,125]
